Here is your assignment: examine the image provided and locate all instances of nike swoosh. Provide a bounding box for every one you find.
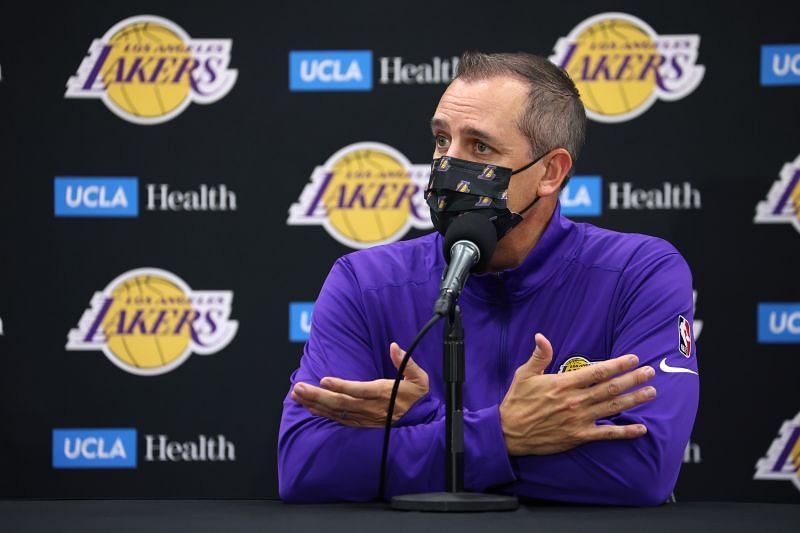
[659,358,698,375]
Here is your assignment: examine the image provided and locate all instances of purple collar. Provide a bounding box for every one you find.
[454,201,583,303]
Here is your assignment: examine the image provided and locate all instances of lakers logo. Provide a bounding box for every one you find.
[65,15,237,125]
[754,411,800,493]
[66,268,238,376]
[287,142,432,249]
[456,180,471,193]
[550,13,704,123]
[558,356,596,373]
[754,154,800,235]
[479,166,497,181]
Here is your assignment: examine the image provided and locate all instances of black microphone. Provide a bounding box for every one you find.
[433,213,498,316]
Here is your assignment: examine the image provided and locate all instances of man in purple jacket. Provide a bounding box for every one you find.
[279,52,699,506]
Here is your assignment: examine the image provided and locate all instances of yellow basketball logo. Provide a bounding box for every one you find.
[65,16,237,125]
[550,13,705,123]
[558,356,596,374]
[66,268,238,376]
[287,143,433,249]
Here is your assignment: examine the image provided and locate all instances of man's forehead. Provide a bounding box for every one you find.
[432,76,528,135]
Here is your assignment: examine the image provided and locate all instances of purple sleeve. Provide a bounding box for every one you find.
[506,248,700,506]
[278,257,516,502]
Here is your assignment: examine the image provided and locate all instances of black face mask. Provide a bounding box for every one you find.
[425,153,546,240]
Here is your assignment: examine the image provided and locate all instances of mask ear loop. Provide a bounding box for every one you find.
[510,150,548,176]
[516,194,541,217]
[509,150,549,217]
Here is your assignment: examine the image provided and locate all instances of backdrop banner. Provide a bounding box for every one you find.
[0,0,798,502]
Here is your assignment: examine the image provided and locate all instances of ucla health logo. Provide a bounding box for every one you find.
[289,51,372,91]
[66,268,238,376]
[53,428,137,469]
[54,177,138,217]
[754,411,800,493]
[65,15,237,125]
[758,303,800,344]
[55,177,238,217]
[559,176,602,216]
[288,143,431,249]
[289,302,314,342]
[761,45,800,86]
[754,155,800,234]
[550,13,704,123]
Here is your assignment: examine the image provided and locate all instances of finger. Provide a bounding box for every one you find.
[306,405,367,427]
[291,386,322,410]
[298,390,403,428]
[295,392,359,421]
[586,365,656,403]
[304,394,388,427]
[565,354,640,389]
[292,382,356,412]
[319,377,387,400]
[296,394,339,418]
[516,333,553,378]
[290,383,308,404]
[580,423,648,442]
[294,383,394,424]
[588,386,657,420]
[389,342,427,383]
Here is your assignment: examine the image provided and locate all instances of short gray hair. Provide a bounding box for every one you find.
[455,51,586,179]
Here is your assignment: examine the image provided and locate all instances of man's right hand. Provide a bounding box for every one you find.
[499,333,656,456]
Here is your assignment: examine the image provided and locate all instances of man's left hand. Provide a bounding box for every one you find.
[290,342,429,427]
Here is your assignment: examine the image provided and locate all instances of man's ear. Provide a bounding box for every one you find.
[537,148,573,197]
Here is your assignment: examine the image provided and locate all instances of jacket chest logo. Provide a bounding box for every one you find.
[558,355,598,373]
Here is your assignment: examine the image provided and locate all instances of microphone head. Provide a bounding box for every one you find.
[442,213,498,273]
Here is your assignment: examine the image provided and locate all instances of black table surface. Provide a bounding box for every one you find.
[1,499,798,532]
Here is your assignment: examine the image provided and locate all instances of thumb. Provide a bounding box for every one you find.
[519,333,553,378]
[390,342,426,384]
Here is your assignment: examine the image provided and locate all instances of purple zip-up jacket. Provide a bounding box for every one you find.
[279,202,699,506]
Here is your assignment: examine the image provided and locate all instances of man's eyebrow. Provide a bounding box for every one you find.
[430,117,447,131]
[462,126,502,147]
[430,118,503,147]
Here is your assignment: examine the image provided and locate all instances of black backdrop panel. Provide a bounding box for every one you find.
[0,0,798,501]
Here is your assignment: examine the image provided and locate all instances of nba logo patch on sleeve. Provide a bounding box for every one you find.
[678,315,692,357]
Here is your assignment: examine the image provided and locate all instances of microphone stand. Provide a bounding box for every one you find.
[391,304,519,512]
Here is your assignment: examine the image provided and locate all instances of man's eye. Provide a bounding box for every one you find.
[435,135,450,148]
[475,142,491,154]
